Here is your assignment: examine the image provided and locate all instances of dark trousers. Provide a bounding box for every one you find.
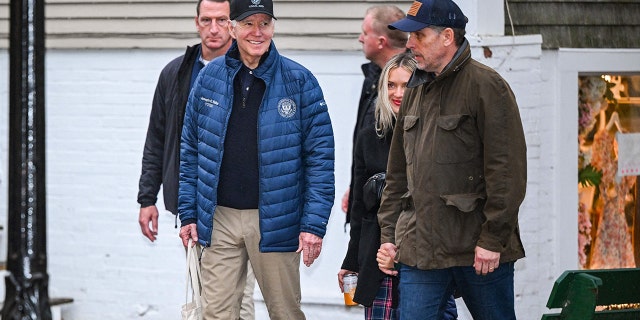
[398,262,515,320]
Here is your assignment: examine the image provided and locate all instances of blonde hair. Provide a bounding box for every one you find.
[375,52,417,137]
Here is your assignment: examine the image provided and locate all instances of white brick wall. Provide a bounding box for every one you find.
[0,37,555,319]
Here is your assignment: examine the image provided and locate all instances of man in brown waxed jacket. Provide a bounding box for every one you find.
[375,0,527,319]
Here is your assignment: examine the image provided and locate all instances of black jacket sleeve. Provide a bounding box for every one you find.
[342,130,368,272]
[137,62,174,208]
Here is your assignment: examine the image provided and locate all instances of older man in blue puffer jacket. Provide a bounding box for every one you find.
[177,0,334,318]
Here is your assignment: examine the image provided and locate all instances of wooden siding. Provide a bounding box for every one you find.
[505,0,640,49]
[0,0,412,50]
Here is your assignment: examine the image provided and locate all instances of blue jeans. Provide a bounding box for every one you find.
[398,262,515,320]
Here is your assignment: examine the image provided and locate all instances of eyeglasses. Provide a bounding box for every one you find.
[198,17,230,28]
[233,19,274,31]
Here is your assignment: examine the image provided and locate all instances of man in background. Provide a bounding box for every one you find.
[342,5,407,224]
[136,0,254,318]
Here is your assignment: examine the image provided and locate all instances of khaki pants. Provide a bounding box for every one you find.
[195,248,255,319]
[201,206,304,320]
[240,263,255,320]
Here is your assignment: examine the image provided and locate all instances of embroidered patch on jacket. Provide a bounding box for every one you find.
[277,98,297,118]
[200,96,218,108]
[408,1,421,17]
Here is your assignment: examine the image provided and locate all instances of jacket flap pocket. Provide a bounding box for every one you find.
[440,193,486,212]
[403,116,418,130]
[436,114,469,131]
[400,191,413,210]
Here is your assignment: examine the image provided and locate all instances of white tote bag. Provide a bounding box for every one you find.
[182,239,202,320]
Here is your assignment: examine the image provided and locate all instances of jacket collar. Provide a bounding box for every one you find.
[226,40,278,81]
[407,38,471,88]
[361,62,382,81]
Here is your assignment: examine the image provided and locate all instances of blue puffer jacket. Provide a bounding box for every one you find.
[179,41,335,252]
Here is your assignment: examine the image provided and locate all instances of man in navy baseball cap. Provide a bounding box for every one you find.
[378,0,527,320]
[180,0,335,319]
[389,0,467,32]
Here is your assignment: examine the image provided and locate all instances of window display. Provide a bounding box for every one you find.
[578,74,640,269]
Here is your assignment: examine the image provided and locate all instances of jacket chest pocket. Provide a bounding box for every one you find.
[402,116,419,165]
[435,114,478,164]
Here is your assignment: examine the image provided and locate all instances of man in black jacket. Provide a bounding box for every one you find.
[342,5,408,223]
[137,0,255,319]
[138,0,231,239]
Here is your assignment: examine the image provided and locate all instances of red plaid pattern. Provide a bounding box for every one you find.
[364,276,397,320]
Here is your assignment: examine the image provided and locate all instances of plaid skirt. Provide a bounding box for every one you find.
[364,276,397,320]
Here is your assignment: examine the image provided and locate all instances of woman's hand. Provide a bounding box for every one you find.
[337,269,356,292]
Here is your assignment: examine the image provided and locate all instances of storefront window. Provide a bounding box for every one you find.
[578,74,640,269]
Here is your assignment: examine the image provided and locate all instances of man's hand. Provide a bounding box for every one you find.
[139,205,159,242]
[377,242,398,276]
[473,246,500,276]
[179,224,198,247]
[296,232,323,267]
[341,188,350,213]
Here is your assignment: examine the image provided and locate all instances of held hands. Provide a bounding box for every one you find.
[139,205,160,242]
[473,246,500,276]
[179,224,198,247]
[297,232,323,267]
[377,242,398,276]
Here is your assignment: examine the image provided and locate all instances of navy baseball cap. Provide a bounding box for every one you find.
[230,0,277,21]
[389,0,468,32]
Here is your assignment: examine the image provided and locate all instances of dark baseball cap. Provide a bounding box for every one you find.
[230,0,277,21]
[389,0,467,32]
